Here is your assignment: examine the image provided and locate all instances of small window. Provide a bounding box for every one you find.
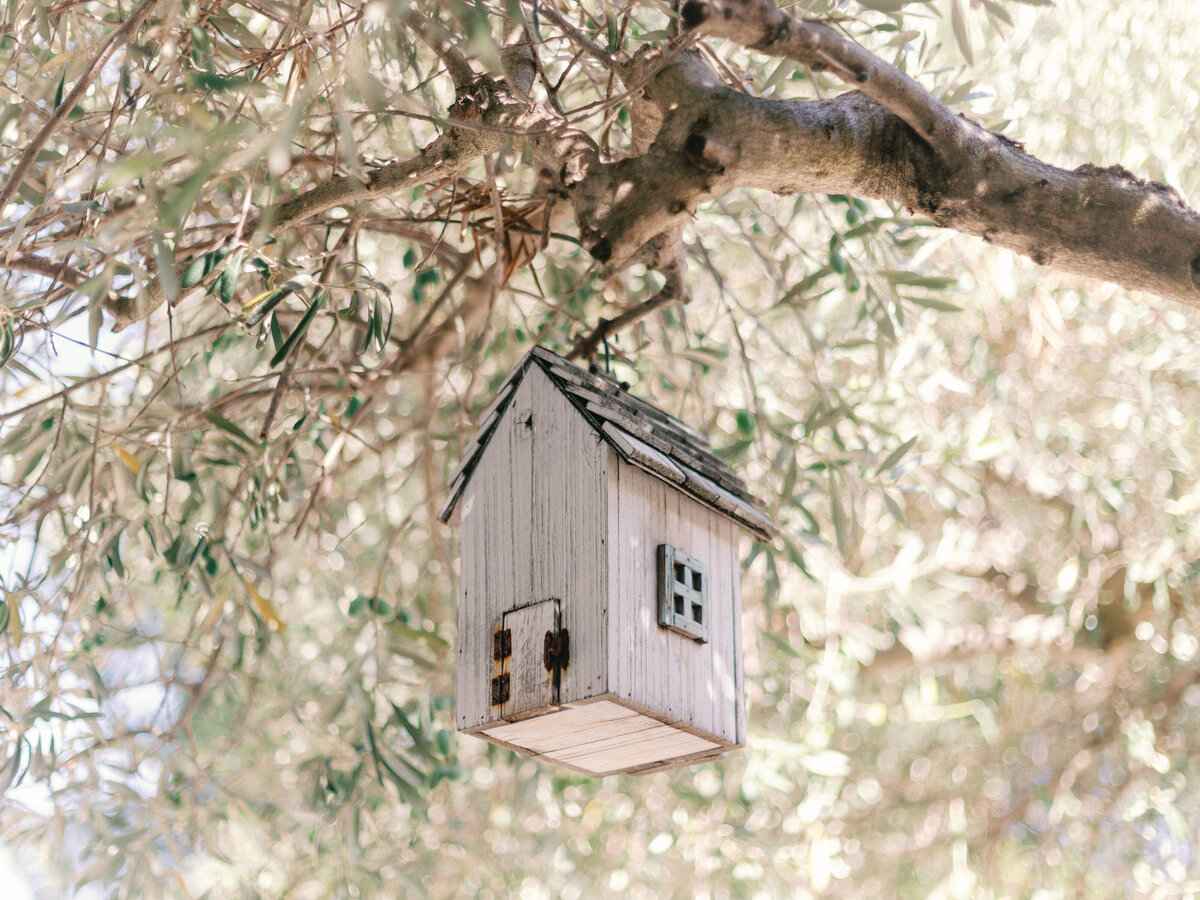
[657,544,708,643]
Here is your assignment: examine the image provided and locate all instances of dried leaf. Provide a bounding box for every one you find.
[112,444,142,475]
[244,577,284,631]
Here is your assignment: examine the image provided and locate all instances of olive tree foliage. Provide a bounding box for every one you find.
[2,0,1200,896]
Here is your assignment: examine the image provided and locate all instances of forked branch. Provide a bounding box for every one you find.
[679,0,971,147]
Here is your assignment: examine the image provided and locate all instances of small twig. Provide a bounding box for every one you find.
[416,181,458,271]
[230,164,259,246]
[567,258,688,361]
[60,389,107,629]
[529,0,622,71]
[104,126,495,330]
[0,322,232,423]
[0,0,160,214]
[484,156,507,298]
[403,8,476,89]
[390,263,473,372]
[258,214,361,441]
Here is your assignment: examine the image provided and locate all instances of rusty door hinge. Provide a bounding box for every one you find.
[490,673,510,705]
[543,629,569,673]
[493,628,512,661]
[492,627,512,707]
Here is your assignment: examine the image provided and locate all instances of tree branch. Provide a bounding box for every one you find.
[562,38,1200,307]
[528,1,621,72]
[500,8,538,98]
[568,238,687,360]
[102,2,1200,341]
[3,253,88,288]
[0,0,160,215]
[104,93,507,330]
[679,0,974,147]
[403,9,476,90]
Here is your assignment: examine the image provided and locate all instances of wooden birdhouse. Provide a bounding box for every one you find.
[438,347,777,776]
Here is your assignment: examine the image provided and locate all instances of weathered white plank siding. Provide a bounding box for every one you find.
[606,460,742,745]
[729,517,746,744]
[526,367,608,706]
[508,379,535,631]
[458,368,607,730]
[456,375,531,729]
[604,446,624,712]
[707,516,744,744]
[685,494,709,735]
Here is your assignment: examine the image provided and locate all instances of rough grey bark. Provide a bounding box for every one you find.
[579,39,1200,307]
[677,0,1200,306]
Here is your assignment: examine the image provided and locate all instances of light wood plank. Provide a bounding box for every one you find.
[609,424,687,483]
[482,700,650,753]
[549,725,720,774]
[508,379,534,616]
[474,697,735,775]
[664,484,687,728]
[706,515,730,741]
[606,447,624,712]
[683,494,707,736]
[455,479,477,730]
[729,519,747,745]
[456,376,533,729]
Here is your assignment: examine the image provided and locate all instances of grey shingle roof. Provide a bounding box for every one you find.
[438,347,777,541]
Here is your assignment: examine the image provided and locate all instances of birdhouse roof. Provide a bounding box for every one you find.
[438,347,778,540]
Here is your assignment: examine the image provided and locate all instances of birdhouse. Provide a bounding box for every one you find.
[439,347,776,776]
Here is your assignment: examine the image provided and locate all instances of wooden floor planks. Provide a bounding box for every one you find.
[480,700,721,775]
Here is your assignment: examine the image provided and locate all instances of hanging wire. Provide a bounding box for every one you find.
[588,318,629,389]
[601,318,612,375]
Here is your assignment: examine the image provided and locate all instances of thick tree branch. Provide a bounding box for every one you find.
[670,0,1200,304]
[500,10,538,98]
[268,128,493,233]
[103,2,1200,341]
[568,39,1200,307]
[679,0,971,148]
[3,253,88,288]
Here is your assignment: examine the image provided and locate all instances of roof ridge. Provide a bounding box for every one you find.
[528,346,711,446]
[439,346,777,539]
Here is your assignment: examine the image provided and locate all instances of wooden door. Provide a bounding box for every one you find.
[495,599,559,720]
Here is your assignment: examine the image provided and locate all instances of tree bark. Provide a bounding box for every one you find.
[673,0,1200,305]
[104,0,1200,334]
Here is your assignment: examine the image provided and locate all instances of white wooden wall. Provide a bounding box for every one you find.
[457,366,609,730]
[605,455,745,746]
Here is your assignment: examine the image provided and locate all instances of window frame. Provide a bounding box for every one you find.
[656,543,709,643]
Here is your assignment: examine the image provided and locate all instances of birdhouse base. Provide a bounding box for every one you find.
[471,698,734,776]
